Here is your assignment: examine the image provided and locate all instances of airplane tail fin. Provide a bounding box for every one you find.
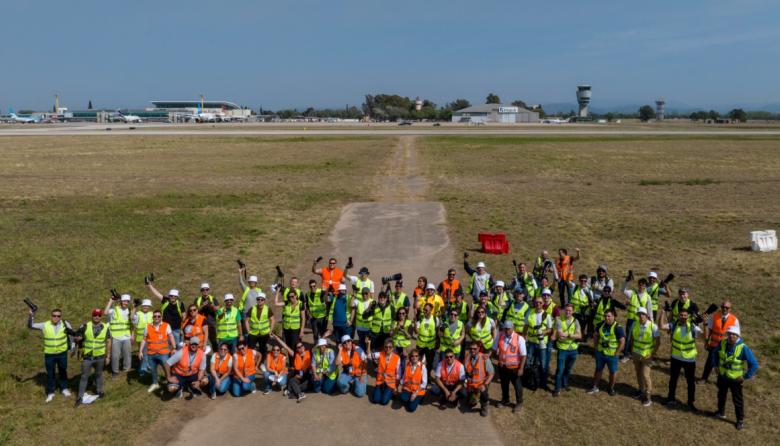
[197,103,202,114]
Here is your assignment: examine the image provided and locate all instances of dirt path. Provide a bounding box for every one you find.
[153,137,503,446]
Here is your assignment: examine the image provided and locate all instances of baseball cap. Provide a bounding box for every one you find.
[479,290,488,297]
[340,335,352,344]
[359,267,369,275]
[141,299,152,307]
[168,289,179,297]
[248,275,258,283]
[426,283,436,291]
[476,261,486,268]
[503,320,514,329]
[120,294,131,302]
[514,288,526,295]
[200,283,210,289]
[190,336,201,345]
[223,293,235,301]
[92,309,102,317]
[495,280,505,288]
[316,338,328,347]
[541,288,552,296]
[361,287,370,294]
[648,272,658,279]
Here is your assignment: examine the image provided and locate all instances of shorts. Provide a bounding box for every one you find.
[595,351,618,374]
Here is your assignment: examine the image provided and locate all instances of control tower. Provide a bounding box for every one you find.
[576,85,592,119]
[655,99,665,121]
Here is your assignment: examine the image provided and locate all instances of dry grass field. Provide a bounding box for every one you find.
[0,135,390,445]
[418,135,780,444]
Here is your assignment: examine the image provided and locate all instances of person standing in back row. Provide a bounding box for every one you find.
[147,280,186,345]
[313,257,344,291]
[464,254,494,303]
[556,248,580,305]
[105,293,133,375]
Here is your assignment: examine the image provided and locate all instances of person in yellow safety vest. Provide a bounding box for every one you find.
[237,267,261,314]
[475,290,501,320]
[446,289,471,325]
[216,294,244,354]
[714,326,759,431]
[275,276,302,305]
[132,299,154,381]
[468,304,497,358]
[621,276,653,362]
[553,303,582,397]
[464,257,494,303]
[351,287,374,351]
[532,250,557,285]
[646,271,668,319]
[347,266,375,296]
[305,279,329,342]
[391,308,413,360]
[508,262,538,296]
[525,297,553,391]
[587,309,625,396]
[147,279,186,345]
[282,290,306,350]
[195,282,219,349]
[74,309,112,407]
[419,283,445,319]
[244,292,275,360]
[502,289,530,336]
[28,306,74,402]
[660,306,702,412]
[670,287,699,321]
[311,338,338,395]
[497,320,526,413]
[105,293,133,375]
[415,303,439,373]
[390,280,411,314]
[491,280,511,310]
[570,274,593,322]
[366,291,395,349]
[439,308,466,361]
[630,307,660,407]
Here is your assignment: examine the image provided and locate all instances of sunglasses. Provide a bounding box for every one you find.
[219,347,228,351]
[722,306,731,310]
[189,309,198,312]
[272,348,280,352]
[477,310,485,314]
[384,345,393,349]
[296,345,305,349]
[410,355,419,358]
[445,355,454,359]
[51,314,62,318]
[329,262,336,265]
[153,315,162,318]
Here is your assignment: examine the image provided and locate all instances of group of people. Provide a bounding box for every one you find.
[28,250,759,430]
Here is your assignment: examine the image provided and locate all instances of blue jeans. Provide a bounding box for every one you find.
[400,391,423,412]
[558,280,573,305]
[545,342,553,372]
[431,383,466,401]
[623,319,635,358]
[336,373,367,397]
[371,383,395,405]
[555,349,578,391]
[331,325,349,343]
[311,377,336,394]
[526,342,549,374]
[356,329,370,351]
[148,353,170,385]
[171,329,182,346]
[263,372,287,391]
[208,375,232,395]
[231,375,256,396]
[44,352,69,395]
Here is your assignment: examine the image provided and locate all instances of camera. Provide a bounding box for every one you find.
[110,288,121,300]
[463,251,469,259]
[663,300,671,313]
[23,298,38,312]
[381,273,403,285]
[133,298,141,307]
[275,265,284,277]
[626,270,634,282]
[315,256,323,263]
[345,257,354,270]
[237,259,246,269]
[144,272,155,285]
[661,273,675,285]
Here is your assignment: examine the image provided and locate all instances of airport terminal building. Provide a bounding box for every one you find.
[451,104,539,124]
[150,100,251,119]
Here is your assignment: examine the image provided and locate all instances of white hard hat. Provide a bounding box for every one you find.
[426,283,436,291]
[541,288,552,296]
[223,293,235,301]
[726,326,741,337]
[168,289,179,297]
[200,283,210,289]
[248,275,258,283]
[141,299,152,307]
[637,307,648,315]
[340,335,352,343]
[257,292,267,300]
[648,272,658,279]
[316,338,328,347]
[120,294,131,302]
[338,284,347,291]
[495,280,505,288]
[476,261,486,269]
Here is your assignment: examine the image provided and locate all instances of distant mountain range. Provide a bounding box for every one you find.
[541,102,780,115]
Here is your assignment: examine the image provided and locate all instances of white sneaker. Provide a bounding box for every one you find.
[148,384,160,393]
[299,392,306,399]
[251,389,257,394]
[45,393,55,403]
[283,389,289,397]
[61,389,72,397]
[210,392,216,400]
[620,357,630,364]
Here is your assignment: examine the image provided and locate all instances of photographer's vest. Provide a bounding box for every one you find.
[354,298,373,330]
[439,320,464,354]
[248,305,271,336]
[497,333,522,368]
[718,340,745,381]
[173,349,205,377]
[417,316,437,349]
[321,267,344,290]
[314,349,338,380]
[632,321,657,358]
[593,298,612,326]
[556,317,579,351]
[708,312,737,348]
[466,354,488,390]
[182,314,205,341]
[597,323,620,356]
[370,305,393,334]
[627,290,650,321]
[266,353,287,375]
[83,322,109,357]
[195,294,216,309]
[216,307,240,341]
[355,278,373,295]
[376,352,400,389]
[282,287,302,304]
[491,291,510,309]
[237,349,257,376]
[515,272,536,293]
[671,299,692,320]
[420,294,445,317]
[306,289,326,319]
[450,300,469,323]
[557,256,574,282]
[439,279,460,302]
[439,361,464,386]
[134,311,153,343]
[671,322,697,360]
[390,292,408,311]
[213,354,231,375]
[469,319,494,350]
[283,301,303,330]
[110,308,131,339]
[339,349,364,376]
[467,273,491,298]
[239,286,257,312]
[648,283,661,312]
[293,350,310,374]
[527,312,551,346]
[570,286,589,313]
[42,321,68,354]
[392,319,412,348]
[401,362,426,396]
[145,322,171,355]
[506,302,529,333]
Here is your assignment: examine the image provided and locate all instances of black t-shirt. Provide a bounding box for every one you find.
[162,298,185,328]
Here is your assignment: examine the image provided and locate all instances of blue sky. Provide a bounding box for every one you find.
[2,0,779,111]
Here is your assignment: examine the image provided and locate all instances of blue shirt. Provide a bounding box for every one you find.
[331,295,348,327]
[716,339,759,380]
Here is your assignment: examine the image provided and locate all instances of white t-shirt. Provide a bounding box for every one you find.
[499,333,527,356]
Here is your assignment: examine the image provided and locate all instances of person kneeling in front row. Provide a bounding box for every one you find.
[167,337,208,399]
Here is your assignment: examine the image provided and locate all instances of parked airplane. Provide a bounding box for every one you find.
[7,109,43,123]
[113,110,142,123]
